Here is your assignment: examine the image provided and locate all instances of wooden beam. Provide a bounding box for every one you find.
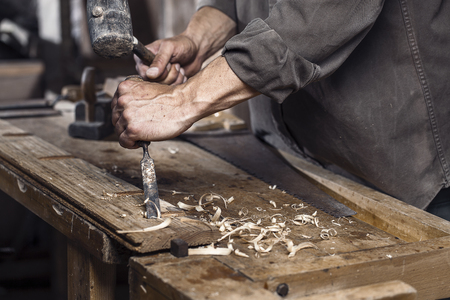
[67,240,116,300]
[279,150,450,241]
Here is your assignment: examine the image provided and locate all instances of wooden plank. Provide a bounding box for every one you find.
[1,117,400,254]
[262,235,450,299]
[67,240,116,300]
[279,150,450,241]
[295,281,417,300]
[0,119,218,253]
[129,255,279,300]
[0,156,121,263]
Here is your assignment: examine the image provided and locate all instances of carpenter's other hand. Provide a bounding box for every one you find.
[135,35,202,85]
[111,79,196,148]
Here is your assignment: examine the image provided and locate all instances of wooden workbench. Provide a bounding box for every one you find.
[1,106,450,299]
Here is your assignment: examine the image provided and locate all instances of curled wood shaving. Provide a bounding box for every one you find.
[218,223,261,242]
[210,206,222,222]
[177,201,204,212]
[239,207,248,216]
[117,218,171,234]
[188,244,232,256]
[291,203,307,211]
[269,200,277,208]
[320,228,338,239]
[286,241,318,258]
[168,147,179,154]
[331,220,342,226]
[234,249,249,258]
[269,185,277,190]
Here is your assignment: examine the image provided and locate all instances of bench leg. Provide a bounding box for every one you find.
[67,240,117,300]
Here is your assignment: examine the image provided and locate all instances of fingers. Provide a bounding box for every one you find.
[135,40,189,85]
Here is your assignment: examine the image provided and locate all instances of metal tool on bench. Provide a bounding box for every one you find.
[85,0,160,217]
[68,66,115,140]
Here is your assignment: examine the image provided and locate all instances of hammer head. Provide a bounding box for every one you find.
[86,0,134,59]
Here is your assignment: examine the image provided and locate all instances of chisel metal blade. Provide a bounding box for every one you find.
[139,141,160,218]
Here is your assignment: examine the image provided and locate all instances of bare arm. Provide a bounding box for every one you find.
[136,7,237,84]
[113,56,259,148]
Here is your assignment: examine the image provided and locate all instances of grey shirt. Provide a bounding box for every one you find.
[198,0,450,209]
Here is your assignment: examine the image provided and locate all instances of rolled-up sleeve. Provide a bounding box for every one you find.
[223,0,385,102]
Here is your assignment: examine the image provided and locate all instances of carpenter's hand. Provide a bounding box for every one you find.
[111,80,197,148]
[135,35,202,85]
[112,57,259,149]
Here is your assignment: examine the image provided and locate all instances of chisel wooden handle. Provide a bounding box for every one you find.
[132,37,155,66]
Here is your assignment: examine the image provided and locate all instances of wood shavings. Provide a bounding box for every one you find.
[239,207,248,216]
[234,249,249,258]
[331,220,342,226]
[269,200,277,208]
[117,218,171,234]
[339,217,354,224]
[293,214,319,226]
[269,185,277,190]
[218,223,261,242]
[210,206,222,222]
[120,214,127,218]
[167,147,179,154]
[320,228,338,239]
[291,203,307,211]
[188,244,232,256]
[140,285,147,293]
[285,240,318,258]
[177,201,205,212]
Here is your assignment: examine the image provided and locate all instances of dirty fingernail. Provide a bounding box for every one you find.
[180,68,185,76]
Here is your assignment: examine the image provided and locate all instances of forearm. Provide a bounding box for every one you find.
[182,7,237,65]
[179,56,259,120]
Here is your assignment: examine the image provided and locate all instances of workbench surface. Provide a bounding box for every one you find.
[1,107,450,299]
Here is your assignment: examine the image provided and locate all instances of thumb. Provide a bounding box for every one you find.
[146,43,173,80]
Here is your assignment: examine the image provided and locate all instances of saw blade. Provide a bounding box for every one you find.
[181,132,356,217]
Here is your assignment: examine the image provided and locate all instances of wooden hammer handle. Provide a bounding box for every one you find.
[132,37,155,66]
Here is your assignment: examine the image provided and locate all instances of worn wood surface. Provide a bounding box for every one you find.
[5,112,450,299]
[296,280,417,300]
[0,155,121,263]
[0,118,218,253]
[279,150,450,240]
[128,150,450,299]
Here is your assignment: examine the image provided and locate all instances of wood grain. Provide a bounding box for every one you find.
[279,150,450,241]
[0,119,217,253]
[295,281,417,300]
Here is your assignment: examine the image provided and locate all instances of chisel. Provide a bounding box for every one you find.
[139,141,160,218]
[124,76,161,218]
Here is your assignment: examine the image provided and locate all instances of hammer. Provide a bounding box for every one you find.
[86,0,160,218]
[86,0,155,65]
